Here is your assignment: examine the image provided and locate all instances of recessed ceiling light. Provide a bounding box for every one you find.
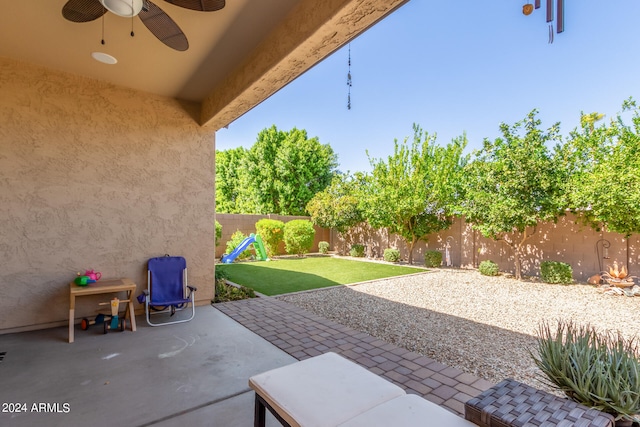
[91,52,118,65]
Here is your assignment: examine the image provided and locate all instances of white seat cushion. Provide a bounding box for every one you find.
[249,352,406,427]
[338,394,478,427]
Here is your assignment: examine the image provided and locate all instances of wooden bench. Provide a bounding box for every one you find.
[248,352,476,427]
[464,378,615,427]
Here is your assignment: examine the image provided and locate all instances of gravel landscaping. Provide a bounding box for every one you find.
[277,268,640,393]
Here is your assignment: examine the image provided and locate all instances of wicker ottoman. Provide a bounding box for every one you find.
[464,379,615,427]
[249,352,476,427]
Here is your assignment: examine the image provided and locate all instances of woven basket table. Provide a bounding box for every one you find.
[464,379,615,427]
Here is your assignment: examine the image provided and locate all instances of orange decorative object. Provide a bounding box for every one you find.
[523,4,534,15]
[608,262,628,279]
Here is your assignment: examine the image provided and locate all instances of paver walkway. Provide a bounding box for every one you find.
[215,296,495,416]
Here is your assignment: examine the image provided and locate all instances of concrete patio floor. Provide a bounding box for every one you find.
[0,306,293,427]
[1,297,495,427]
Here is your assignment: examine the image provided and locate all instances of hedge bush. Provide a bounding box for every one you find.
[350,244,365,257]
[318,241,330,254]
[215,265,228,282]
[225,230,252,260]
[479,260,499,276]
[213,281,256,303]
[540,261,573,284]
[283,219,315,256]
[255,218,285,256]
[383,248,400,263]
[424,250,442,268]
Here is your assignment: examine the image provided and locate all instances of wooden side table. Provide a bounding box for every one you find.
[69,278,137,343]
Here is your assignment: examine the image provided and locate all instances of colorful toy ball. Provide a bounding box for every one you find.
[74,275,96,286]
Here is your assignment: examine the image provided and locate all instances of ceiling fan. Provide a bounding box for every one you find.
[62,0,226,51]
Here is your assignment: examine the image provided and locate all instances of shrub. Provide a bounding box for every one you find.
[215,220,222,246]
[479,260,499,276]
[383,248,400,263]
[350,244,365,257]
[225,230,252,260]
[540,261,573,284]
[283,219,315,256]
[424,250,442,268]
[213,281,256,303]
[255,219,285,256]
[532,320,640,423]
[318,241,330,254]
[215,265,228,282]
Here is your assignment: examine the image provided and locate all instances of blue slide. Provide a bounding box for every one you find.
[221,235,256,264]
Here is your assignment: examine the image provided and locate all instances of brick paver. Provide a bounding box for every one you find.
[215,296,495,416]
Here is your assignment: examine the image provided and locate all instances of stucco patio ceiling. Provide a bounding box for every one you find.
[0,0,408,129]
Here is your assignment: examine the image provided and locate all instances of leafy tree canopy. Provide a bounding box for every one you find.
[566,98,640,236]
[459,110,566,279]
[306,172,365,234]
[216,126,338,215]
[361,124,467,264]
[215,147,249,214]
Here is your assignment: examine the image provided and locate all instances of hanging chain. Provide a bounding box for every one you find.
[101,12,105,45]
[347,44,352,110]
[131,0,135,37]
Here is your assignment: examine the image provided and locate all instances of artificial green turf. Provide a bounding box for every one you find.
[216,256,426,296]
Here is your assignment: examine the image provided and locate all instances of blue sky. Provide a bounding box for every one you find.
[216,0,640,173]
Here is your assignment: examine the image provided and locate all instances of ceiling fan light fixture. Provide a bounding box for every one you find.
[99,0,144,17]
[91,52,118,64]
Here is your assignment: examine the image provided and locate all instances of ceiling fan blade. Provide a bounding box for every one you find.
[62,0,107,22]
[139,1,189,51]
[163,0,225,12]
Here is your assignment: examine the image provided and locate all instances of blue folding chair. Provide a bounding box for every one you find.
[142,255,197,326]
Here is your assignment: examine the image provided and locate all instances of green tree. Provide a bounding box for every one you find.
[459,111,566,279]
[215,147,249,213]
[567,99,640,236]
[244,126,338,215]
[362,125,467,264]
[306,172,365,253]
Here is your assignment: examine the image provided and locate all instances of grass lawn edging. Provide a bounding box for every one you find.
[216,255,429,296]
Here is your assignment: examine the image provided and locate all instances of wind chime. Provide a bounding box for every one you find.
[522,0,564,43]
[347,43,353,110]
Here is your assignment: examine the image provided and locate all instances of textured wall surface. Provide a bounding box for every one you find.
[334,214,639,282]
[0,57,216,332]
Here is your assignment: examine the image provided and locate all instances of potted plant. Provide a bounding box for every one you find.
[531,320,640,426]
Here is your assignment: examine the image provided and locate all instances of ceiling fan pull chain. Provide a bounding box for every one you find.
[130,0,135,37]
[101,13,106,45]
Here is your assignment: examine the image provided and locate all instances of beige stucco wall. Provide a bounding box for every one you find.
[334,214,640,282]
[0,57,216,333]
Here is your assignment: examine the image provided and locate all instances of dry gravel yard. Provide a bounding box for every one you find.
[277,268,640,393]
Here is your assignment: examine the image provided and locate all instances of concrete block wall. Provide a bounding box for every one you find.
[333,213,639,282]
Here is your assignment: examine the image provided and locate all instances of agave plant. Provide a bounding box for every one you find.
[531,320,640,424]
